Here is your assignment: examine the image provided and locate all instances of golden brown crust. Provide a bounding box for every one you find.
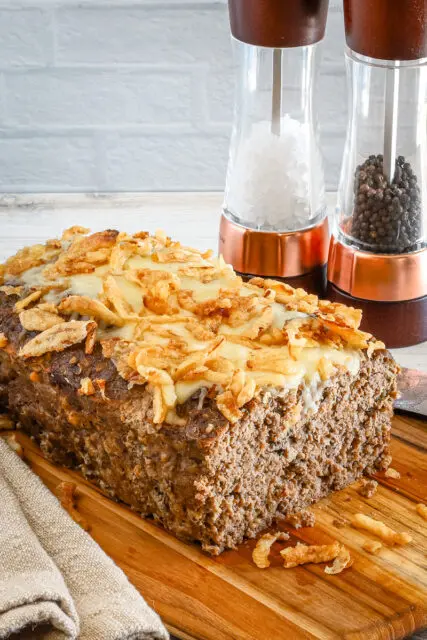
[1,228,387,425]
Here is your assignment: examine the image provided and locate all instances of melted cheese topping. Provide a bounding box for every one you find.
[26,264,360,406]
[4,229,375,424]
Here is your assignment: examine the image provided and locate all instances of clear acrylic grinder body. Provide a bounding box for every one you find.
[219,0,329,295]
[328,0,427,347]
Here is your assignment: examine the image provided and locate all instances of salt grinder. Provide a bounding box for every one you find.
[328,0,427,347]
[219,0,330,295]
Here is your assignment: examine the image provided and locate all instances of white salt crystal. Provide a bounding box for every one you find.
[225,115,325,231]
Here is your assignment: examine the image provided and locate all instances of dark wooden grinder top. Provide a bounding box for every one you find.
[344,0,427,60]
[228,0,329,48]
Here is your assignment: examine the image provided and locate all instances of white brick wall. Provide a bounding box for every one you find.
[0,0,346,193]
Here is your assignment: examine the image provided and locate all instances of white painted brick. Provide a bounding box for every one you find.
[207,65,235,123]
[56,6,231,65]
[4,70,193,126]
[105,133,230,190]
[0,9,53,68]
[0,3,350,192]
[0,136,98,190]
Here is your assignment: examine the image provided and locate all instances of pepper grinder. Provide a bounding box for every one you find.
[219,0,330,295]
[328,0,427,347]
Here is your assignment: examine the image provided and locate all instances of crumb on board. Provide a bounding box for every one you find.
[332,518,348,529]
[384,468,401,480]
[363,540,382,555]
[358,479,378,498]
[416,504,427,521]
[280,541,351,574]
[56,481,90,531]
[5,433,23,458]
[351,513,411,545]
[0,414,15,431]
[285,510,316,529]
[325,546,353,575]
[252,531,289,568]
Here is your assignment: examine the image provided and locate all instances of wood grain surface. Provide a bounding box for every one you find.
[4,414,427,640]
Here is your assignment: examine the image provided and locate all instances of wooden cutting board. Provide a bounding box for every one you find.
[4,414,427,640]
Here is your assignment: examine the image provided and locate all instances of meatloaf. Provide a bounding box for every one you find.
[0,227,399,555]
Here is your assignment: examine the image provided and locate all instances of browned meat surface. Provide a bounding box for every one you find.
[0,291,398,554]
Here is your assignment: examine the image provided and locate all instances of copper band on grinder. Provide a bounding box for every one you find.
[344,0,427,60]
[219,216,329,279]
[328,236,427,302]
[228,0,329,48]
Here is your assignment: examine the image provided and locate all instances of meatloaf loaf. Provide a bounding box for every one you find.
[0,227,399,555]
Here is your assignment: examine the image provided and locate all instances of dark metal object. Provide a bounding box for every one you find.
[344,0,427,61]
[395,368,427,418]
[228,0,329,48]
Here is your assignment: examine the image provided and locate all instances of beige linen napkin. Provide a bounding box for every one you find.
[0,439,169,640]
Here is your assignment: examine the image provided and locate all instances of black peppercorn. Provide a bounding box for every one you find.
[349,154,422,253]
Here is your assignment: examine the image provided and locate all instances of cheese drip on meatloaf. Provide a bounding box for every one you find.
[0,227,384,425]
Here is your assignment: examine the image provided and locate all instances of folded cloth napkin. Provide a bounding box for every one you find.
[0,439,169,640]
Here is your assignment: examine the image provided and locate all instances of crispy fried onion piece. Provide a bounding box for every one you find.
[125,269,180,315]
[78,377,95,396]
[173,336,224,381]
[324,545,353,575]
[85,322,97,355]
[2,242,61,277]
[19,320,96,358]
[19,308,63,332]
[316,300,362,329]
[247,349,302,376]
[103,339,145,388]
[44,229,118,278]
[56,481,89,530]
[252,532,289,568]
[153,244,212,265]
[416,504,427,521]
[177,264,239,286]
[384,467,401,479]
[281,541,347,571]
[351,513,412,545]
[134,355,177,423]
[58,295,124,327]
[317,356,336,381]
[109,234,154,271]
[61,226,90,241]
[249,278,319,314]
[5,433,24,458]
[0,333,8,349]
[216,369,256,423]
[363,540,382,555]
[102,275,136,318]
[0,285,24,296]
[321,320,372,350]
[14,290,43,312]
[367,339,386,357]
